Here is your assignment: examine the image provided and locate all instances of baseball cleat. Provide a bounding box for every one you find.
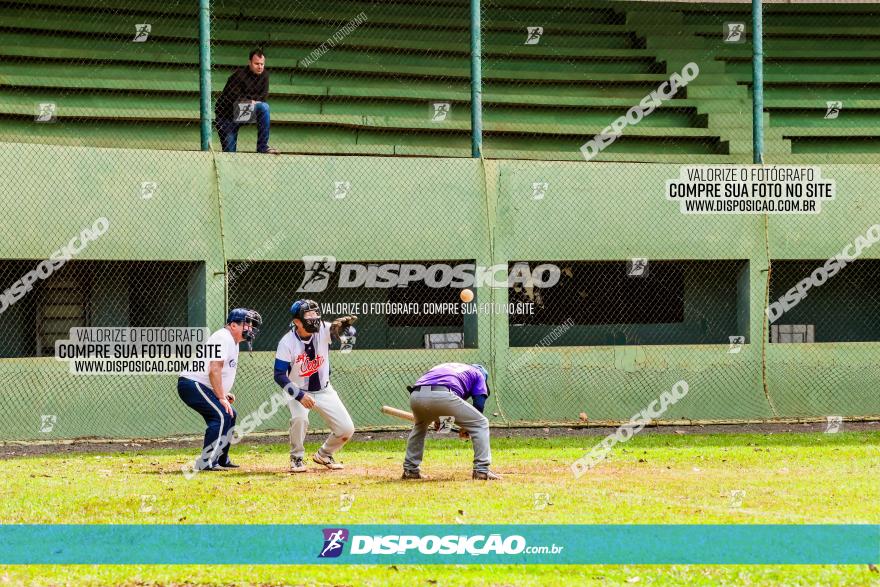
[472,470,502,480]
[217,462,240,469]
[312,452,344,470]
[401,469,424,480]
[289,456,307,472]
[199,464,225,472]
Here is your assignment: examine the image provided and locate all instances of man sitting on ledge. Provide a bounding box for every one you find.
[214,48,279,154]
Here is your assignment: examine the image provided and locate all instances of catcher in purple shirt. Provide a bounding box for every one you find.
[402,363,501,480]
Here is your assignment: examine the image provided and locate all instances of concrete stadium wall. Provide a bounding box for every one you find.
[0,142,878,440]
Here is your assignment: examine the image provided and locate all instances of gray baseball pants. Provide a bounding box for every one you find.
[403,388,491,473]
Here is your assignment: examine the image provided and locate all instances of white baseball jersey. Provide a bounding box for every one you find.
[275,321,331,391]
[180,327,240,394]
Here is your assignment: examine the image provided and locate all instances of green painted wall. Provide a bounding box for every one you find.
[0,142,878,440]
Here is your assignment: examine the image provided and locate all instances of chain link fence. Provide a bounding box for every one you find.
[481,1,717,162]
[0,0,204,149]
[210,0,473,156]
[0,0,879,441]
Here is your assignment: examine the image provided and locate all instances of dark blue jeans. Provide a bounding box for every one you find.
[216,101,271,153]
[177,377,237,467]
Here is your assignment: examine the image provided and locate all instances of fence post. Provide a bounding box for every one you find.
[199,0,212,151]
[470,0,483,158]
[752,0,764,164]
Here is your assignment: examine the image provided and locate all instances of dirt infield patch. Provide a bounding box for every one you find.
[1,420,877,459]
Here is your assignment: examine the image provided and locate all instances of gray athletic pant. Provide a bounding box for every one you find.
[403,388,491,473]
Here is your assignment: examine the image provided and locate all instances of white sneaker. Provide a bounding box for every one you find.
[312,451,344,470]
[290,456,307,473]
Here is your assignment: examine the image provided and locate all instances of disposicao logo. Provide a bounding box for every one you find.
[317,530,562,558]
[349,534,530,555]
[319,528,349,558]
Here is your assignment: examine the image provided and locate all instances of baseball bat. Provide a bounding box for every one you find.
[380,406,463,434]
[381,405,415,422]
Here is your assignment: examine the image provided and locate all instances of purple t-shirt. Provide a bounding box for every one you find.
[413,363,488,400]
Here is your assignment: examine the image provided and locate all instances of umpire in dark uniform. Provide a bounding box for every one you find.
[214,49,278,154]
[178,308,262,472]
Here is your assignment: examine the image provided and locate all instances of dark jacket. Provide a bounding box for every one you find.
[215,67,269,120]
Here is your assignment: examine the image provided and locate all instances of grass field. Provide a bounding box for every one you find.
[1,429,879,586]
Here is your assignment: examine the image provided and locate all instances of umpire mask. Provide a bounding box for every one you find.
[228,308,263,351]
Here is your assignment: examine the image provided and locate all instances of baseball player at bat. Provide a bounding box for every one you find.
[402,362,501,480]
[273,299,358,472]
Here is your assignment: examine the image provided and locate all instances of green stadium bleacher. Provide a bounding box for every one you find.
[0,0,724,160]
[673,2,880,161]
[0,0,877,162]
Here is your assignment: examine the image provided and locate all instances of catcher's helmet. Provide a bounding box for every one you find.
[290,299,322,333]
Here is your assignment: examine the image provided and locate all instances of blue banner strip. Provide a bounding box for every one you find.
[0,525,877,565]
